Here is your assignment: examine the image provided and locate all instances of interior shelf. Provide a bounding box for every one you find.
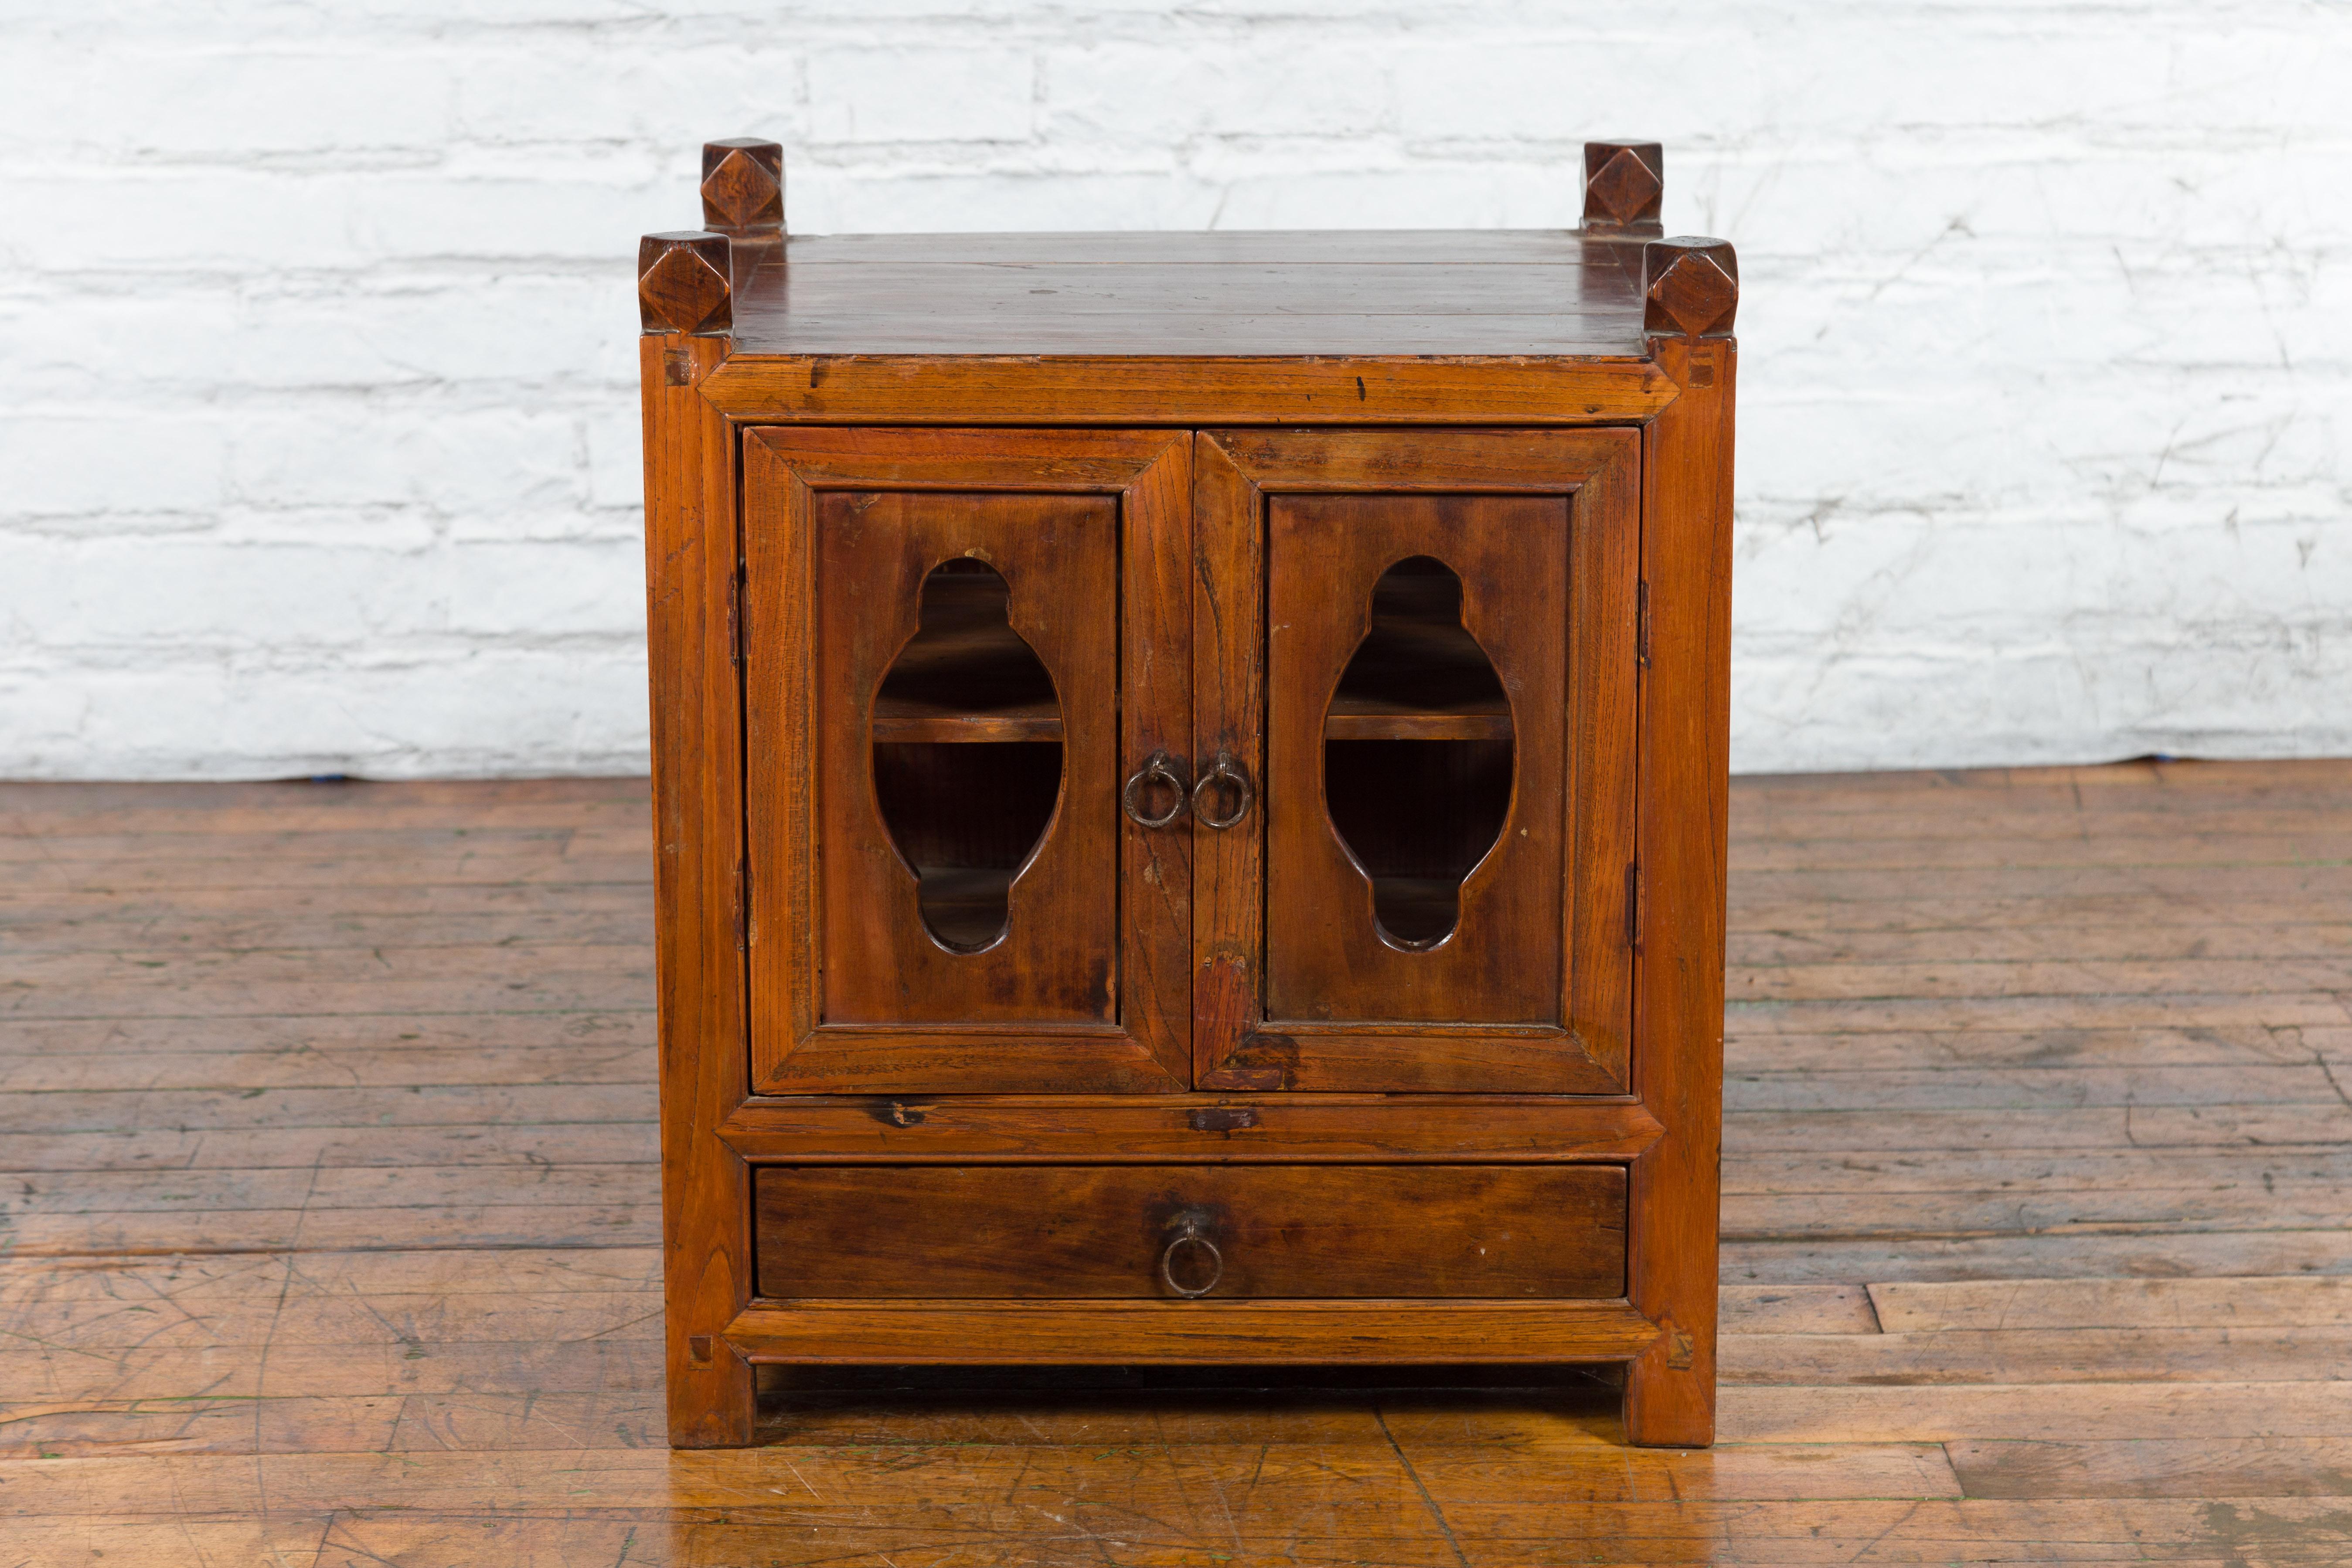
[1320,571,1515,742]
[872,571,1065,743]
[873,691,1063,744]
[1324,693,1511,741]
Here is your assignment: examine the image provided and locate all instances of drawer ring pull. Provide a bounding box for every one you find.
[1123,752,1188,829]
[1192,752,1253,831]
[1160,1218,1224,1299]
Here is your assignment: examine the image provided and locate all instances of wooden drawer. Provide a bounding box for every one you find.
[752,1164,1626,1301]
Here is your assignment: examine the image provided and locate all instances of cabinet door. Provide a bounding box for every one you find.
[1195,430,1640,1093]
[742,430,1191,1094]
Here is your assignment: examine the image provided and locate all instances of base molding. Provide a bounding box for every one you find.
[726,1298,1662,1364]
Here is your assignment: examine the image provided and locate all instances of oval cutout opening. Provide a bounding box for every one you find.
[871,561,1062,953]
[1321,557,1513,950]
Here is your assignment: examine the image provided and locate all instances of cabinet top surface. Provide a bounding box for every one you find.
[728,229,1654,359]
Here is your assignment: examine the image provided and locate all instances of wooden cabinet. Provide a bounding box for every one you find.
[638,137,1735,1449]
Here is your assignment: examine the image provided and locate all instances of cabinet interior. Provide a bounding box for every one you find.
[1322,557,1515,949]
[874,560,1065,743]
[871,561,1063,953]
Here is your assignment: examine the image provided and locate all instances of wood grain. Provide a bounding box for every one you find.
[1620,331,1736,1447]
[1190,428,1640,1096]
[740,428,1193,1096]
[1946,1436,2352,1500]
[5,755,2349,1557]
[751,1164,1627,1300]
[718,1095,1664,1163]
[640,330,754,1446]
[699,354,1675,426]
[724,230,1656,359]
[1264,493,1566,1027]
[726,1299,1661,1364]
[812,490,1120,1026]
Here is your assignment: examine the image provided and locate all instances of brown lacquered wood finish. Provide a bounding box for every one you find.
[726,1299,1664,1365]
[727,231,1654,357]
[700,137,784,233]
[1622,329,1737,1447]
[1584,140,1665,234]
[1195,430,1639,1095]
[718,1095,1663,1164]
[641,331,755,1445]
[702,352,1674,427]
[640,136,1734,1449]
[812,491,1117,1020]
[1269,495,1566,1024]
[741,429,1192,1096]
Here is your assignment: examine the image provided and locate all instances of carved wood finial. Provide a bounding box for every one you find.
[638,231,732,337]
[701,138,785,233]
[1584,140,1663,232]
[1642,237,1738,338]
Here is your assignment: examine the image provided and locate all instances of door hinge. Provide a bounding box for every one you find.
[727,566,744,673]
[733,855,751,951]
[1636,580,1651,669]
[1626,860,1644,953]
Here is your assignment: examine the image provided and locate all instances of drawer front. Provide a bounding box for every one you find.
[753,1164,1625,1301]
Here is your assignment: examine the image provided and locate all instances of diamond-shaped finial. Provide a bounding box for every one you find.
[1642,238,1738,338]
[700,138,784,232]
[1583,140,1663,231]
[638,232,732,337]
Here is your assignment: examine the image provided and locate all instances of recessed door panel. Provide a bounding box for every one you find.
[742,429,1193,1095]
[1266,497,1566,1024]
[1193,429,1640,1095]
[817,492,1115,1026]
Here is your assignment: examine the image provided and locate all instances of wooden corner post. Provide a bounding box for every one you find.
[700,137,786,234]
[1583,140,1664,234]
[1624,233,1736,1447]
[640,170,752,1444]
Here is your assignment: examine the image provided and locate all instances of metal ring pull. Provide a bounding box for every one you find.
[1160,1218,1224,1299]
[1122,752,1188,829]
[1191,751,1254,831]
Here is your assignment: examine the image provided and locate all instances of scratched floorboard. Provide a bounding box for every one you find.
[3,762,2349,1567]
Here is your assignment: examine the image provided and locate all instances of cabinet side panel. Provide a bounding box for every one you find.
[642,334,754,1446]
[1625,338,1733,1447]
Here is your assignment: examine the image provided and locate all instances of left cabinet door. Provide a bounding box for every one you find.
[742,429,1193,1094]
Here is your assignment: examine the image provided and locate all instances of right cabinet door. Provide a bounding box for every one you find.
[1195,430,1641,1093]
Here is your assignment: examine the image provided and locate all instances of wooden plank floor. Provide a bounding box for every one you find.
[3,760,2349,1565]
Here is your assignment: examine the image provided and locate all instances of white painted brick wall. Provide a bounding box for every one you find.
[2,1,2345,779]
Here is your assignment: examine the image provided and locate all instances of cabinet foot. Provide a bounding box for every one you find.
[666,1340,756,1448]
[1621,1334,1715,1448]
